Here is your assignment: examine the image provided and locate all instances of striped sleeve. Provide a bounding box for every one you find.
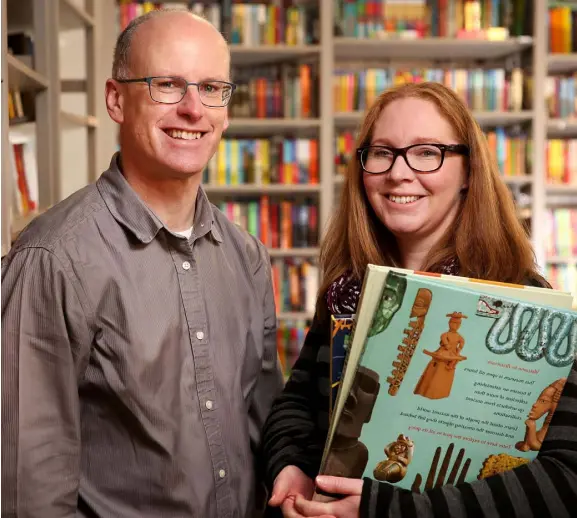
[361,357,577,518]
[261,313,331,490]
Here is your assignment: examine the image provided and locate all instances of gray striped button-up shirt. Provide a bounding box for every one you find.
[1,154,284,518]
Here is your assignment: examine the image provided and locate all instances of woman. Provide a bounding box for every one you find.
[261,82,576,518]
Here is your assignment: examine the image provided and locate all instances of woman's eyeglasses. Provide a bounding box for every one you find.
[357,143,469,174]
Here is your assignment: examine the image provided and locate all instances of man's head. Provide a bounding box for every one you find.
[105,10,232,180]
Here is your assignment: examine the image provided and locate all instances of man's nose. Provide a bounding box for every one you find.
[177,85,203,118]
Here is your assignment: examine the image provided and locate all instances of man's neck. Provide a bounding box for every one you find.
[120,157,200,232]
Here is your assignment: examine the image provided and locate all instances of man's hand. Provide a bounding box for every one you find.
[269,465,315,516]
[293,476,362,518]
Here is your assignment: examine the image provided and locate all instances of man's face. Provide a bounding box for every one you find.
[110,14,231,180]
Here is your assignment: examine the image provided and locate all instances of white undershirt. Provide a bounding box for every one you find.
[174,226,193,239]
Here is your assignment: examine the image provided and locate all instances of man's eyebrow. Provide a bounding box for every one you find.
[202,76,231,83]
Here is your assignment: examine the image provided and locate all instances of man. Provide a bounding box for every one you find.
[1,10,283,518]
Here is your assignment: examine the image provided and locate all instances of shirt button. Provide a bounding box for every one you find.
[205,400,213,410]
[196,331,204,340]
[182,261,191,270]
[200,223,204,227]
[219,469,226,479]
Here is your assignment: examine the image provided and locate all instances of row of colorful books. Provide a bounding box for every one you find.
[545,263,577,302]
[547,139,577,186]
[334,67,525,114]
[272,257,318,315]
[217,198,319,250]
[546,74,577,119]
[204,137,319,186]
[228,2,318,46]
[277,320,309,379]
[335,0,531,39]
[230,63,317,119]
[117,0,319,45]
[545,208,577,259]
[226,64,577,121]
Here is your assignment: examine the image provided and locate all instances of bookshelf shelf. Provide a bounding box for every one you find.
[277,312,314,320]
[61,79,88,93]
[268,248,320,257]
[6,54,49,91]
[547,118,577,137]
[333,37,533,61]
[335,110,534,129]
[60,111,98,128]
[204,184,321,195]
[229,44,321,66]
[547,256,577,264]
[227,118,321,136]
[546,185,577,195]
[502,176,534,186]
[475,111,534,126]
[60,0,95,29]
[547,53,577,73]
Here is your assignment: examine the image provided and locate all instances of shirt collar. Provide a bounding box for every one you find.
[97,153,222,244]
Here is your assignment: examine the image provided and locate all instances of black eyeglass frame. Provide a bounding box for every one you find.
[357,143,470,174]
[115,76,237,107]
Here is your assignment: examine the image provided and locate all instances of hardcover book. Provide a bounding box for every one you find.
[319,266,576,493]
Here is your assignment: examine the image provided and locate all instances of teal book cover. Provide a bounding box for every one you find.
[322,271,576,492]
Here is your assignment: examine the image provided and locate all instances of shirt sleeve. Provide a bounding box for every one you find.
[261,311,331,490]
[360,357,577,518]
[247,244,285,449]
[1,247,92,517]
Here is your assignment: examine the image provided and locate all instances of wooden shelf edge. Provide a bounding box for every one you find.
[334,110,533,126]
[268,248,319,257]
[60,111,98,128]
[228,118,321,127]
[277,312,315,320]
[546,256,577,264]
[230,44,320,53]
[204,184,321,194]
[60,0,95,28]
[7,54,49,90]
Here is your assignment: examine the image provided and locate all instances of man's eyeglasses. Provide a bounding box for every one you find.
[357,143,469,174]
[115,76,237,107]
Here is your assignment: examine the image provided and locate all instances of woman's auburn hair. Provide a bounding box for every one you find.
[317,81,547,316]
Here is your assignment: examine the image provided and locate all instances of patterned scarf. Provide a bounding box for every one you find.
[325,258,459,315]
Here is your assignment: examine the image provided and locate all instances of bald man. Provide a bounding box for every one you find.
[1,10,283,518]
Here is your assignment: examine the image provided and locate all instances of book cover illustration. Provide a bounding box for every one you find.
[329,314,354,417]
[321,271,576,491]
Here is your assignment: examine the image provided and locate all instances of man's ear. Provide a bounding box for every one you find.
[105,79,124,124]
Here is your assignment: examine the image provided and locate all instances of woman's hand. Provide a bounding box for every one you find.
[269,465,315,517]
[292,476,363,518]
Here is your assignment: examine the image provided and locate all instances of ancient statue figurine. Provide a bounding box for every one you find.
[515,377,567,452]
[373,434,415,483]
[368,273,406,337]
[414,311,468,400]
[387,287,433,396]
[323,366,381,479]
